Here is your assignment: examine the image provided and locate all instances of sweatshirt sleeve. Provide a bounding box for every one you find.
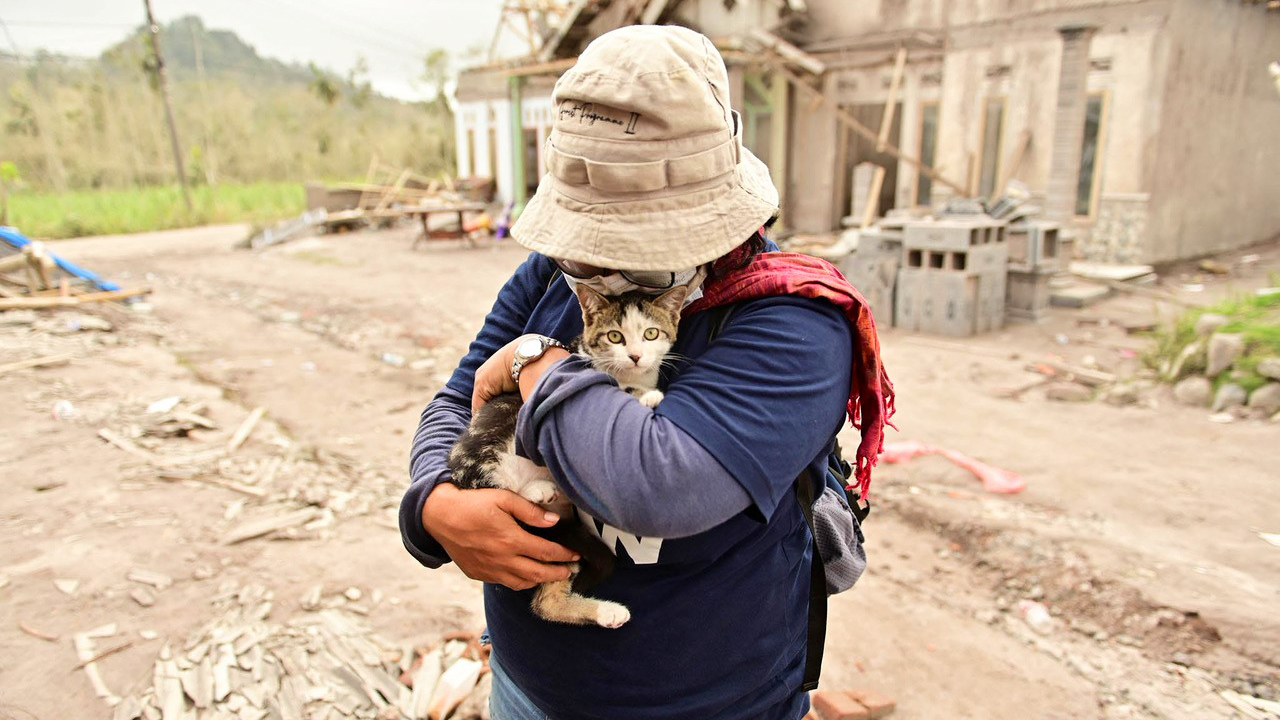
[399,253,553,568]
[515,296,852,538]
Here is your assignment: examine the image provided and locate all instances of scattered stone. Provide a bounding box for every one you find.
[1258,358,1280,381]
[1045,382,1093,402]
[379,352,406,367]
[1173,377,1212,407]
[848,689,897,719]
[127,568,173,590]
[343,587,363,602]
[1103,381,1147,406]
[1194,313,1229,337]
[54,578,80,595]
[1208,412,1236,424]
[131,587,157,607]
[1206,333,1244,377]
[1247,383,1280,416]
[1211,383,1247,413]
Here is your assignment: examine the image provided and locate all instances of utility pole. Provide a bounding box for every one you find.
[142,0,193,212]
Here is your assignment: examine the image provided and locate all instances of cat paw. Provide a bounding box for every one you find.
[637,390,664,408]
[520,480,559,505]
[595,602,631,629]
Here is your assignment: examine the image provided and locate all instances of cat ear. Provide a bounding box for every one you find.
[652,285,688,316]
[574,283,609,317]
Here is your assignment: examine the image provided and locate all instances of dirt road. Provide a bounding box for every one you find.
[1,224,1276,719]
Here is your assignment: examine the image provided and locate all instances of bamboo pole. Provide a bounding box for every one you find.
[877,47,907,152]
[142,0,193,212]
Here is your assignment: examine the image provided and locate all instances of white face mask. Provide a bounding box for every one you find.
[563,266,707,308]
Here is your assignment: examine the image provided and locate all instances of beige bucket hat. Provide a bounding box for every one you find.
[509,25,780,271]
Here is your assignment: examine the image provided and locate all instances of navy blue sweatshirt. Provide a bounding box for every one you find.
[401,251,852,719]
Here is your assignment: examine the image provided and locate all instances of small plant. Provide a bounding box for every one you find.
[0,161,20,225]
[1145,285,1280,390]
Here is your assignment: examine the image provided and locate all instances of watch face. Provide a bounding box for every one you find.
[516,337,544,360]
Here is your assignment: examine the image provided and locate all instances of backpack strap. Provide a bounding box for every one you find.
[794,466,828,692]
[704,300,829,690]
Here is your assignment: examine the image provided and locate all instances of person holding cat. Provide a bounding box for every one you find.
[400,24,893,720]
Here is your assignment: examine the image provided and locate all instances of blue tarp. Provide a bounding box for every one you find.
[0,226,121,293]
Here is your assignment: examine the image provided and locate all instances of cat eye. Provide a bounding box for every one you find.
[607,331,624,344]
[643,328,659,340]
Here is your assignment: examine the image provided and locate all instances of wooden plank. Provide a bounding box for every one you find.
[227,406,266,453]
[222,508,321,545]
[990,129,1031,201]
[751,29,826,75]
[0,286,150,310]
[373,170,412,213]
[877,47,907,152]
[860,165,887,230]
[0,352,73,377]
[501,57,578,78]
[97,428,158,463]
[773,64,969,195]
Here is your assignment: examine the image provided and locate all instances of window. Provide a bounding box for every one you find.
[977,98,1005,198]
[916,103,939,205]
[465,128,476,178]
[1076,93,1107,217]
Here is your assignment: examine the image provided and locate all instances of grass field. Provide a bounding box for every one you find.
[3,183,306,239]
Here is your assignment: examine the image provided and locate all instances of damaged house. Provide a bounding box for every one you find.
[453,0,1280,265]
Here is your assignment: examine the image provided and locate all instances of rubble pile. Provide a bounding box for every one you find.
[110,583,492,720]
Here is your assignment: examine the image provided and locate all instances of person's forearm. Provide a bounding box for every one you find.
[515,356,751,538]
[400,389,472,567]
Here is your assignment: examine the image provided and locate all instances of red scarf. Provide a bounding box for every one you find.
[684,249,895,499]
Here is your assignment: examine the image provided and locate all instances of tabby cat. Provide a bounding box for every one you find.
[447,283,688,628]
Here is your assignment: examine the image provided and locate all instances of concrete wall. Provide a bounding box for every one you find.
[1144,0,1280,263]
[453,85,554,205]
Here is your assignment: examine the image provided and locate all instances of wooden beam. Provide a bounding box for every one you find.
[373,170,412,213]
[500,57,577,77]
[773,64,969,195]
[990,130,1031,201]
[750,29,826,76]
[860,165,887,229]
[0,286,150,310]
[0,353,73,377]
[877,47,907,152]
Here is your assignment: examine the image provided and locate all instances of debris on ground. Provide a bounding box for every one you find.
[1,227,149,307]
[808,688,896,719]
[115,583,492,720]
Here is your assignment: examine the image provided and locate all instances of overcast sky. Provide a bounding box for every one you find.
[0,0,524,100]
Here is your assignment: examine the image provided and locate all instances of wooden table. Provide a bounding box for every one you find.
[404,202,489,249]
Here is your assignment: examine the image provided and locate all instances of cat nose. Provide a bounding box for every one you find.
[628,353,641,364]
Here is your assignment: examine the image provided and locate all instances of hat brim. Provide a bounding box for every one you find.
[510,146,779,271]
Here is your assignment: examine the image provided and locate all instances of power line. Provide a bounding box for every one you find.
[1,20,139,29]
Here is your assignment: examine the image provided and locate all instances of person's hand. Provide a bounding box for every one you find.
[471,335,569,413]
[422,483,579,590]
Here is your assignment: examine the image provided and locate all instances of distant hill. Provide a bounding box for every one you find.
[0,16,453,192]
[100,16,315,86]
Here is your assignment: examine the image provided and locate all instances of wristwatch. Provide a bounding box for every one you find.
[510,335,567,382]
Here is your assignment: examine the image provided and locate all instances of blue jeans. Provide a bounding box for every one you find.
[489,650,550,720]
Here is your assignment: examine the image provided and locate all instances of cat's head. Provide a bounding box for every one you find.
[574,284,687,382]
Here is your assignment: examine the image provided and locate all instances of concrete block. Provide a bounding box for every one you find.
[1008,222,1061,271]
[1006,268,1053,320]
[902,217,1007,253]
[896,267,1004,337]
[1050,282,1110,308]
[839,234,901,326]
[902,239,1007,276]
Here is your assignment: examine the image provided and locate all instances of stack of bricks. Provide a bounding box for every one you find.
[894,217,1008,336]
[837,227,902,327]
[806,689,897,720]
[1006,220,1062,320]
